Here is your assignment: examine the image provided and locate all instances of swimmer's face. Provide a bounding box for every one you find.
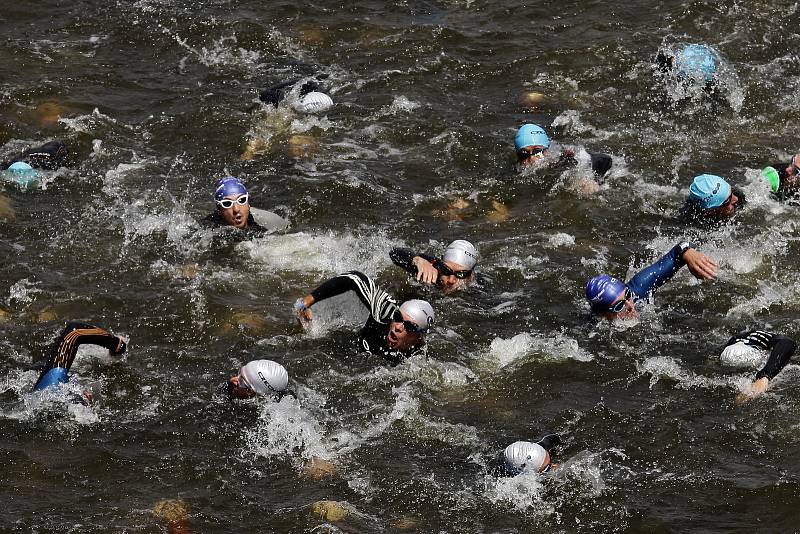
[218,193,250,229]
[387,310,423,351]
[227,372,257,400]
[784,154,800,191]
[516,145,548,167]
[437,260,474,292]
[705,191,739,219]
[603,287,638,321]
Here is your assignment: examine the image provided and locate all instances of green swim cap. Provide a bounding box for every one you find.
[762,166,780,193]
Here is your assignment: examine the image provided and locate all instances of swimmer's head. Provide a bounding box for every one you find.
[782,153,800,192]
[213,176,251,229]
[227,359,288,400]
[515,124,550,166]
[503,441,552,475]
[586,275,636,320]
[7,161,39,187]
[293,91,334,114]
[436,240,478,291]
[387,300,434,351]
[689,174,738,218]
[674,44,718,83]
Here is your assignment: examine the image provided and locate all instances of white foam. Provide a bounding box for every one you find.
[484,332,594,370]
[7,278,40,307]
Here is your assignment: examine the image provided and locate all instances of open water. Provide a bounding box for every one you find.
[2,0,800,532]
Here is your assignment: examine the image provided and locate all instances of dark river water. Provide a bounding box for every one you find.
[2,0,800,532]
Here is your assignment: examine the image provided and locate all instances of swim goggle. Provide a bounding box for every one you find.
[607,287,632,313]
[216,193,249,209]
[517,146,546,160]
[392,310,429,334]
[434,260,473,280]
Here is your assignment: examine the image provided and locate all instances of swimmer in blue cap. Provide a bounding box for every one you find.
[514,123,613,178]
[203,176,265,231]
[585,242,717,321]
[678,174,745,225]
[2,140,67,171]
[656,43,719,85]
[33,321,128,404]
[295,271,434,364]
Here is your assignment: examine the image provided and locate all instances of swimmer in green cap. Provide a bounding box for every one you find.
[761,152,800,201]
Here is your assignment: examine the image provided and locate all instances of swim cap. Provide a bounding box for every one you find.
[585,275,627,313]
[689,174,731,210]
[293,92,334,114]
[720,342,762,368]
[504,441,547,475]
[762,167,780,193]
[33,367,68,391]
[443,240,478,270]
[675,44,717,82]
[398,299,435,333]
[514,124,550,151]
[214,176,248,202]
[239,359,289,396]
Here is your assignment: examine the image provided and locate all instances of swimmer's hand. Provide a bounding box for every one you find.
[735,377,769,405]
[294,296,313,323]
[683,248,717,280]
[412,256,438,284]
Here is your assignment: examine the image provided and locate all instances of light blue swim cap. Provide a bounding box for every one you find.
[7,161,39,187]
[675,44,717,82]
[514,124,550,151]
[689,174,730,210]
[213,176,248,202]
[34,367,68,391]
[585,275,626,313]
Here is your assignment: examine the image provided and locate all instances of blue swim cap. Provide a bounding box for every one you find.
[214,176,248,202]
[34,367,68,391]
[585,275,626,313]
[514,124,550,151]
[7,161,39,187]
[675,44,717,82]
[689,174,731,210]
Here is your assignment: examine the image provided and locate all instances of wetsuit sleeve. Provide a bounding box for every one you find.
[626,243,687,299]
[727,330,796,380]
[3,140,68,170]
[389,248,438,276]
[310,271,397,322]
[33,321,127,390]
[533,431,561,452]
[589,152,612,178]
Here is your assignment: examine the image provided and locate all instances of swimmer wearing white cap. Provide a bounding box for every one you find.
[227,359,289,400]
[720,330,797,403]
[295,271,434,363]
[501,432,561,476]
[390,240,478,293]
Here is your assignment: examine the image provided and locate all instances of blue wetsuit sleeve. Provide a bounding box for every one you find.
[626,244,686,300]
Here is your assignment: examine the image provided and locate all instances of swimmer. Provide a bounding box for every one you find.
[678,174,745,226]
[720,331,797,403]
[514,123,613,179]
[33,321,128,404]
[389,239,478,292]
[656,43,719,86]
[259,77,334,114]
[226,359,289,400]
[761,152,800,201]
[1,140,68,170]
[500,431,561,476]
[295,271,434,363]
[202,176,266,232]
[585,242,717,321]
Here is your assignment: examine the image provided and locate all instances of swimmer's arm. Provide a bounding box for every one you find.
[389,248,418,274]
[755,334,796,381]
[305,271,395,320]
[389,248,438,284]
[627,243,716,297]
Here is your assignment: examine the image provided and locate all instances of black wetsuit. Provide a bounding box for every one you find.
[677,185,746,228]
[33,321,126,391]
[310,270,425,364]
[389,248,439,277]
[201,211,267,234]
[2,140,67,170]
[259,77,328,107]
[723,330,797,381]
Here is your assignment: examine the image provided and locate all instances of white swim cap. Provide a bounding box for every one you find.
[398,299,434,333]
[720,342,762,368]
[239,359,289,395]
[443,240,478,270]
[293,91,334,114]
[504,441,547,474]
